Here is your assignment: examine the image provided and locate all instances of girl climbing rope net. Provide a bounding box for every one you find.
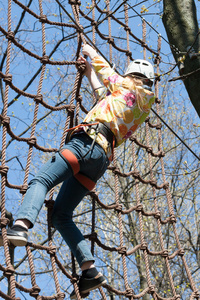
[0,44,155,299]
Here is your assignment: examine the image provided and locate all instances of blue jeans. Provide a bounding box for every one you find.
[17,132,109,266]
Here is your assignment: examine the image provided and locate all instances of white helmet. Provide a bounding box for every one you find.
[124,59,154,86]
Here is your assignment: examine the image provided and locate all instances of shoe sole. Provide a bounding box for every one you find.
[70,279,107,299]
[0,236,27,247]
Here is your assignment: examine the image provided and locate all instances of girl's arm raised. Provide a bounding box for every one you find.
[78,56,102,91]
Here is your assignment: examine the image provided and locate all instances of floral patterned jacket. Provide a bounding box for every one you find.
[83,55,155,160]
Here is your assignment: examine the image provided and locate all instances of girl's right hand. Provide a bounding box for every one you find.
[77,56,92,77]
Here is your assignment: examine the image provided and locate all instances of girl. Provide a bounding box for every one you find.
[0,44,155,299]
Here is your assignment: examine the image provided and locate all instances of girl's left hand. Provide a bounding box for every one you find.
[82,44,97,59]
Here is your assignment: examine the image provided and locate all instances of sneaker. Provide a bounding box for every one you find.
[70,272,107,299]
[0,226,28,247]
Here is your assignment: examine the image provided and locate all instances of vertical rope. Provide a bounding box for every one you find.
[91,0,97,105]
[90,0,97,259]
[155,33,183,295]
[1,0,17,298]
[138,20,155,296]
[113,151,131,297]
[20,0,48,204]
[26,245,41,298]
[106,0,112,62]
[124,3,130,66]
[152,35,177,297]
[71,254,82,300]
[142,19,147,60]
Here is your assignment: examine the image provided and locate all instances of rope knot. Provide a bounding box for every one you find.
[20,184,28,195]
[1,116,10,126]
[0,217,10,227]
[140,242,148,250]
[155,97,161,103]
[135,204,143,212]
[30,284,41,297]
[67,105,75,114]
[34,94,43,103]
[129,135,136,142]
[156,123,162,129]
[70,275,79,284]
[117,246,127,255]
[0,165,9,176]
[47,246,57,255]
[76,95,82,103]
[77,25,84,33]
[112,166,120,175]
[154,55,161,64]
[41,55,49,64]
[163,182,169,189]
[133,171,140,178]
[125,288,134,297]
[169,215,177,224]
[77,61,86,73]
[178,248,185,256]
[29,136,37,146]
[3,74,12,84]
[151,179,157,187]
[146,146,153,154]
[148,285,156,294]
[124,25,131,33]
[125,50,132,57]
[161,249,168,257]
[115,204,122,212]
[154,211,161,219]
[173,295,181,300]
[68,0,80,5]
[6,31,15,41]
[108,37,114,45]
[3,264,15,277]
[159,151,165,157]
[39,15,47,22]
[88,232,97,241]
[91,20,97,27]
[55,292,65,299]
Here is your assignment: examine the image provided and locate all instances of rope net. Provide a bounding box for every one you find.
[0,0,199,299]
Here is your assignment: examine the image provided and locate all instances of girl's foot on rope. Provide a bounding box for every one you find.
[0,225,28,247]
[70,268,107,299]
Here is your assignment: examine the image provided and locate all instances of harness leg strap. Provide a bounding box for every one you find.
[74,173,96,191]
[60,149,80,174]
[59,149,96,191]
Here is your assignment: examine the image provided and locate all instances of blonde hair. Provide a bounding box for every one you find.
[122,76,146,112]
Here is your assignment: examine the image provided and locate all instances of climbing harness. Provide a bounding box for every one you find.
[65,122,116,154]
[83,122,116,149]
[60,122,116,190]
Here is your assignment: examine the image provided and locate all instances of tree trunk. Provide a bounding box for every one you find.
[162,0,200,117]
